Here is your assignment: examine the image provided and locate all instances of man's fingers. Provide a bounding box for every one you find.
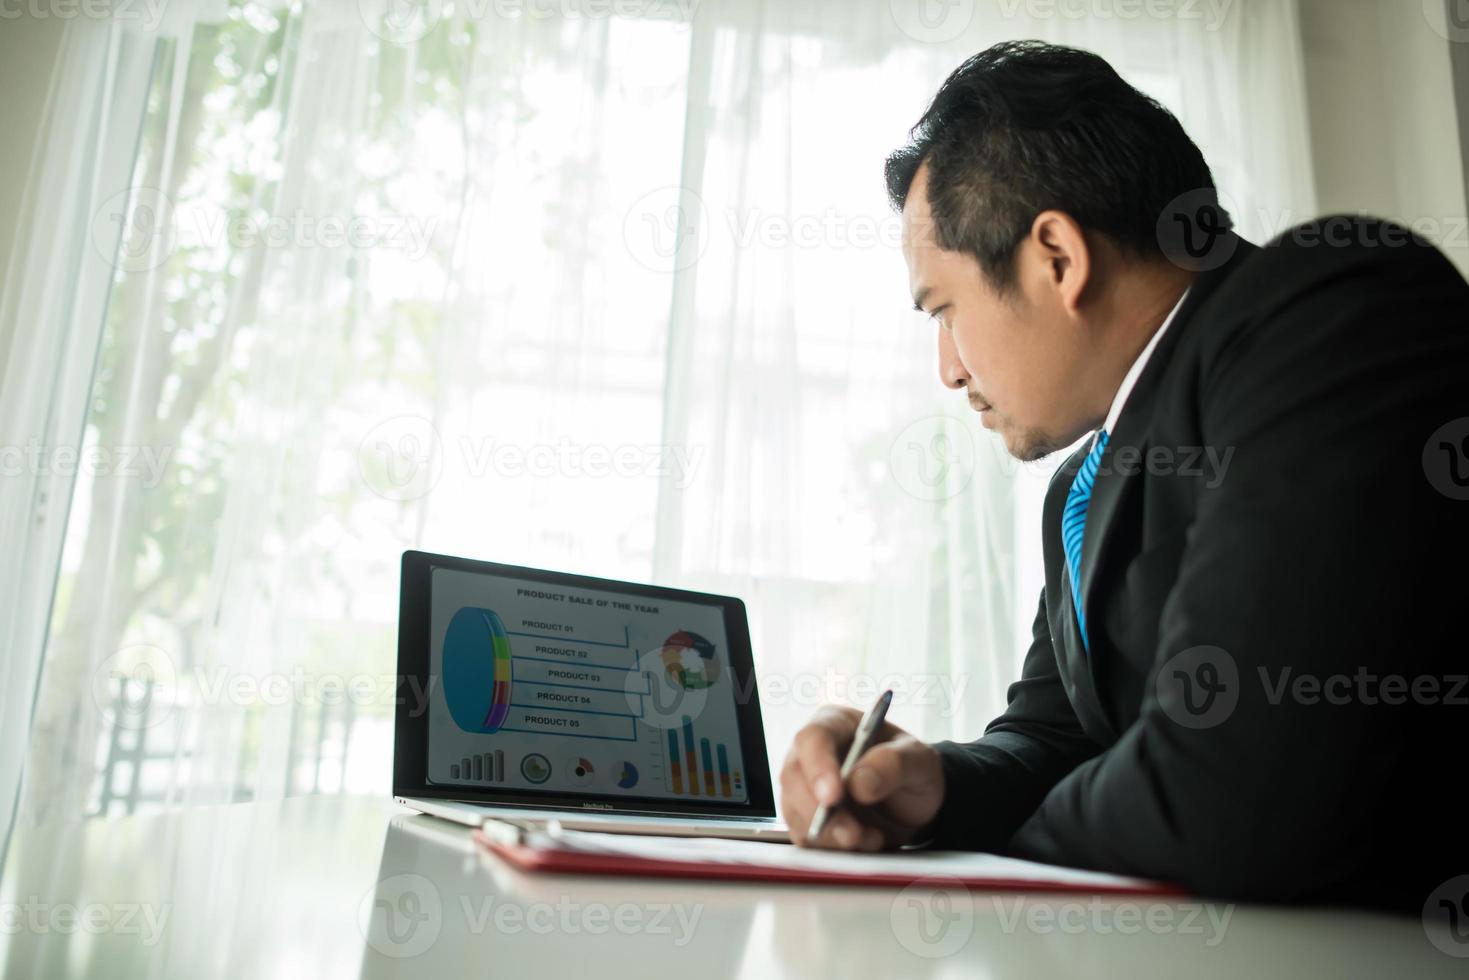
[846,738,922,805]
[792,728,840,807]
[804,801,906,850]
[792,706,860,806]
[819,811,864,850]
[778,759,819,842]
[782,706,940,850]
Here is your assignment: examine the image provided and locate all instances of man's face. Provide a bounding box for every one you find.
[901,165,1095,461]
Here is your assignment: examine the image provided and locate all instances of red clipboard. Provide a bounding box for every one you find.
[473,828,1186,896]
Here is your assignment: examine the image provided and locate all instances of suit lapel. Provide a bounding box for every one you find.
[1074,236,1260,679]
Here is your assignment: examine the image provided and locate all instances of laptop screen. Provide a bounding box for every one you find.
[395,551,775,817]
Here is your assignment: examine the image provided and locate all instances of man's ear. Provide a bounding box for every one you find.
[1028,210,1091,314]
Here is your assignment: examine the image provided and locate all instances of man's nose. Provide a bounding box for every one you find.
[937,326,969,390]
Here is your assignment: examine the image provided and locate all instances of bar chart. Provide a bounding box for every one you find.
[665,715,740,798]
[450,749,506,783]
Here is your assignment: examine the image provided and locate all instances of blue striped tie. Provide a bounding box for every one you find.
[1062,430,1109,653]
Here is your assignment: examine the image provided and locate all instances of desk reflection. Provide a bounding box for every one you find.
[358,815,759,979]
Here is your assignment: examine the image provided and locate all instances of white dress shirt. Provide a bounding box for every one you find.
[1092,288,1190,450]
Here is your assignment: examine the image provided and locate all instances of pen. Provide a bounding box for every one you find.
[806,688,894,842]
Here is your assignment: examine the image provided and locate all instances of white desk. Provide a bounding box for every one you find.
[0,796,1458,978]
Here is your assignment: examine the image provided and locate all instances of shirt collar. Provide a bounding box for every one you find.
[1097,287,1190,444]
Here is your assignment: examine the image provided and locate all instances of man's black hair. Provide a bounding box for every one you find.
[885,40,1230,290]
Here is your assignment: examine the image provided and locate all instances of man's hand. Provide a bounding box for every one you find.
[779,705,945,850]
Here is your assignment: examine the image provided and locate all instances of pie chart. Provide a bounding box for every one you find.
[442,606,513,733]
[570,758,595,784]
[659,630,721,690]
[520,753,552,784]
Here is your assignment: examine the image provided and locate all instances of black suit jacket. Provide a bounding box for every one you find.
[929,216,1469,909]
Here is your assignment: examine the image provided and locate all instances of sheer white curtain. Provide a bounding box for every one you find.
[0,13,201,870]
[4,0,1316,861]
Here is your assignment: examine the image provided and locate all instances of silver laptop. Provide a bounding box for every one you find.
[392,550,789,842]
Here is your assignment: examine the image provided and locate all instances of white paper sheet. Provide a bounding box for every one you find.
[523,823,1167,891]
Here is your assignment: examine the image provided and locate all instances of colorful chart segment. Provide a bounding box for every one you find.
[666,714,740,798]
[442,607,514,733]
[660,630,721,689]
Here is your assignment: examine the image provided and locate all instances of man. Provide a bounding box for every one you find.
[780,41,1468,909]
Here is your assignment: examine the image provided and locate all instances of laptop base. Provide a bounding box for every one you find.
[399,796,791,843]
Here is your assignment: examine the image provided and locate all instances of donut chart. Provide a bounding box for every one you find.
[659,630,721,690]
[442,606,513,733]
